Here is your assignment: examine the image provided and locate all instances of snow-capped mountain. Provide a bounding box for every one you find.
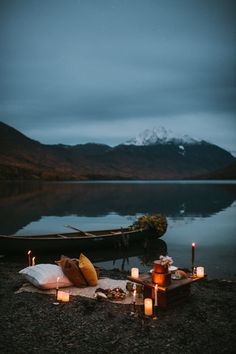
[1,121,236,180]
[126,127,200,146]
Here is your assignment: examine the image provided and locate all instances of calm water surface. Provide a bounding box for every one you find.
[0,181,235,279]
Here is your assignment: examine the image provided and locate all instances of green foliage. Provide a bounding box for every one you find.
[132,214,168,237]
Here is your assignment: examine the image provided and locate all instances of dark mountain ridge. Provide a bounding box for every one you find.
[0,121,235,180]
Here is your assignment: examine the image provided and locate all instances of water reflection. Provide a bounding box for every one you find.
[1,235,167,273]
[0,181,235,234]
[84,238,167,271]
[0,181,235,278]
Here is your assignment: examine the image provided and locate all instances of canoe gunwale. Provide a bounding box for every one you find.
[0,227,145,241]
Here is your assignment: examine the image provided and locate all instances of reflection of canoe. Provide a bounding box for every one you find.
[19,238,167,271]
[85,238,167,265]
[0,227,163,254]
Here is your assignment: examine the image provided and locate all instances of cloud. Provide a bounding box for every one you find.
[0,0,236,152]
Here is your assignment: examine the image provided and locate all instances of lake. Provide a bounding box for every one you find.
[0,180,235,279]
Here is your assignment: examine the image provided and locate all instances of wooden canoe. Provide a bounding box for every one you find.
[0,226,162,254]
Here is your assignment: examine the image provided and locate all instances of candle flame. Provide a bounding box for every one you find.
[27,250,31,255]
[192,242,195,247]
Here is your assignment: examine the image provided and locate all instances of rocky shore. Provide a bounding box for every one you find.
[0,258,236,354]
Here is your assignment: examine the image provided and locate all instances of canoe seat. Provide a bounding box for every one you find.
[57,234,68,239]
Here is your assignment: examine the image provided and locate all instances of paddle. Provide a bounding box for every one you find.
[64,224,95,237]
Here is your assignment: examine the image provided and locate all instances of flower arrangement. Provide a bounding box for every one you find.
[159,255,173,267]
[131,214,168,237]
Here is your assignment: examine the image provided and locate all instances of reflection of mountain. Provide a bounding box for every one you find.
[0,182,236,234]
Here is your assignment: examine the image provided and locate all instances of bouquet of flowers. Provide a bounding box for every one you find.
[159,255,173,267]
[131,214,168,237]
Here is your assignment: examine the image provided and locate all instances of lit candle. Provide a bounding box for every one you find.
[27,250,32,267]
[56,277,60,290]
[55,276,60,301]
[196,267,204,278]
[131,267,139,278]
[144,298,153,316]
[133,284,137,304]
[192,242,196,269]
[154,284,158,306]
[63,292,69,302]
[32,257,36,266]
[57,291,70,302]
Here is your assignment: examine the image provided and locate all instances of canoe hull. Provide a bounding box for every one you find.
[0,228,160,255]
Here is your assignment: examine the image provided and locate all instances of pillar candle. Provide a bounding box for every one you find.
[131,267,139,278]
[144,298,153,316]
[154,284,158,306]
[57,291,70,302]
[192,242,196,268]
[196,267,204,278]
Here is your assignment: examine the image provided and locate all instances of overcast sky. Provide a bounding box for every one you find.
[0,0,236,153]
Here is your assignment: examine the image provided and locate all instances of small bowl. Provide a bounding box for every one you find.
[169,266,178,273]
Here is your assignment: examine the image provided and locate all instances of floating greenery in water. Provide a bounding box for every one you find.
[132,214,168,237]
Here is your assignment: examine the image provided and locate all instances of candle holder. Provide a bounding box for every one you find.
[129,284,137,315]
[132,285,137,311]
[133,300,136,313]
[191,266,197,278]
[126,282,134,295]
[153,305,158,320]
[53,289,60,305]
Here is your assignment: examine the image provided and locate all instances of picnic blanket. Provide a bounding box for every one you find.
[15,277,143,305]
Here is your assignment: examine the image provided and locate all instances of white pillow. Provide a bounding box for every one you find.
[19,264,72,289]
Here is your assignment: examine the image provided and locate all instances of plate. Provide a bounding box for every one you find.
[169,266,178,272]
[171,274,181,280]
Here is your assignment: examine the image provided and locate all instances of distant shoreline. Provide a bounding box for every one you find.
[1,179,236,184]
